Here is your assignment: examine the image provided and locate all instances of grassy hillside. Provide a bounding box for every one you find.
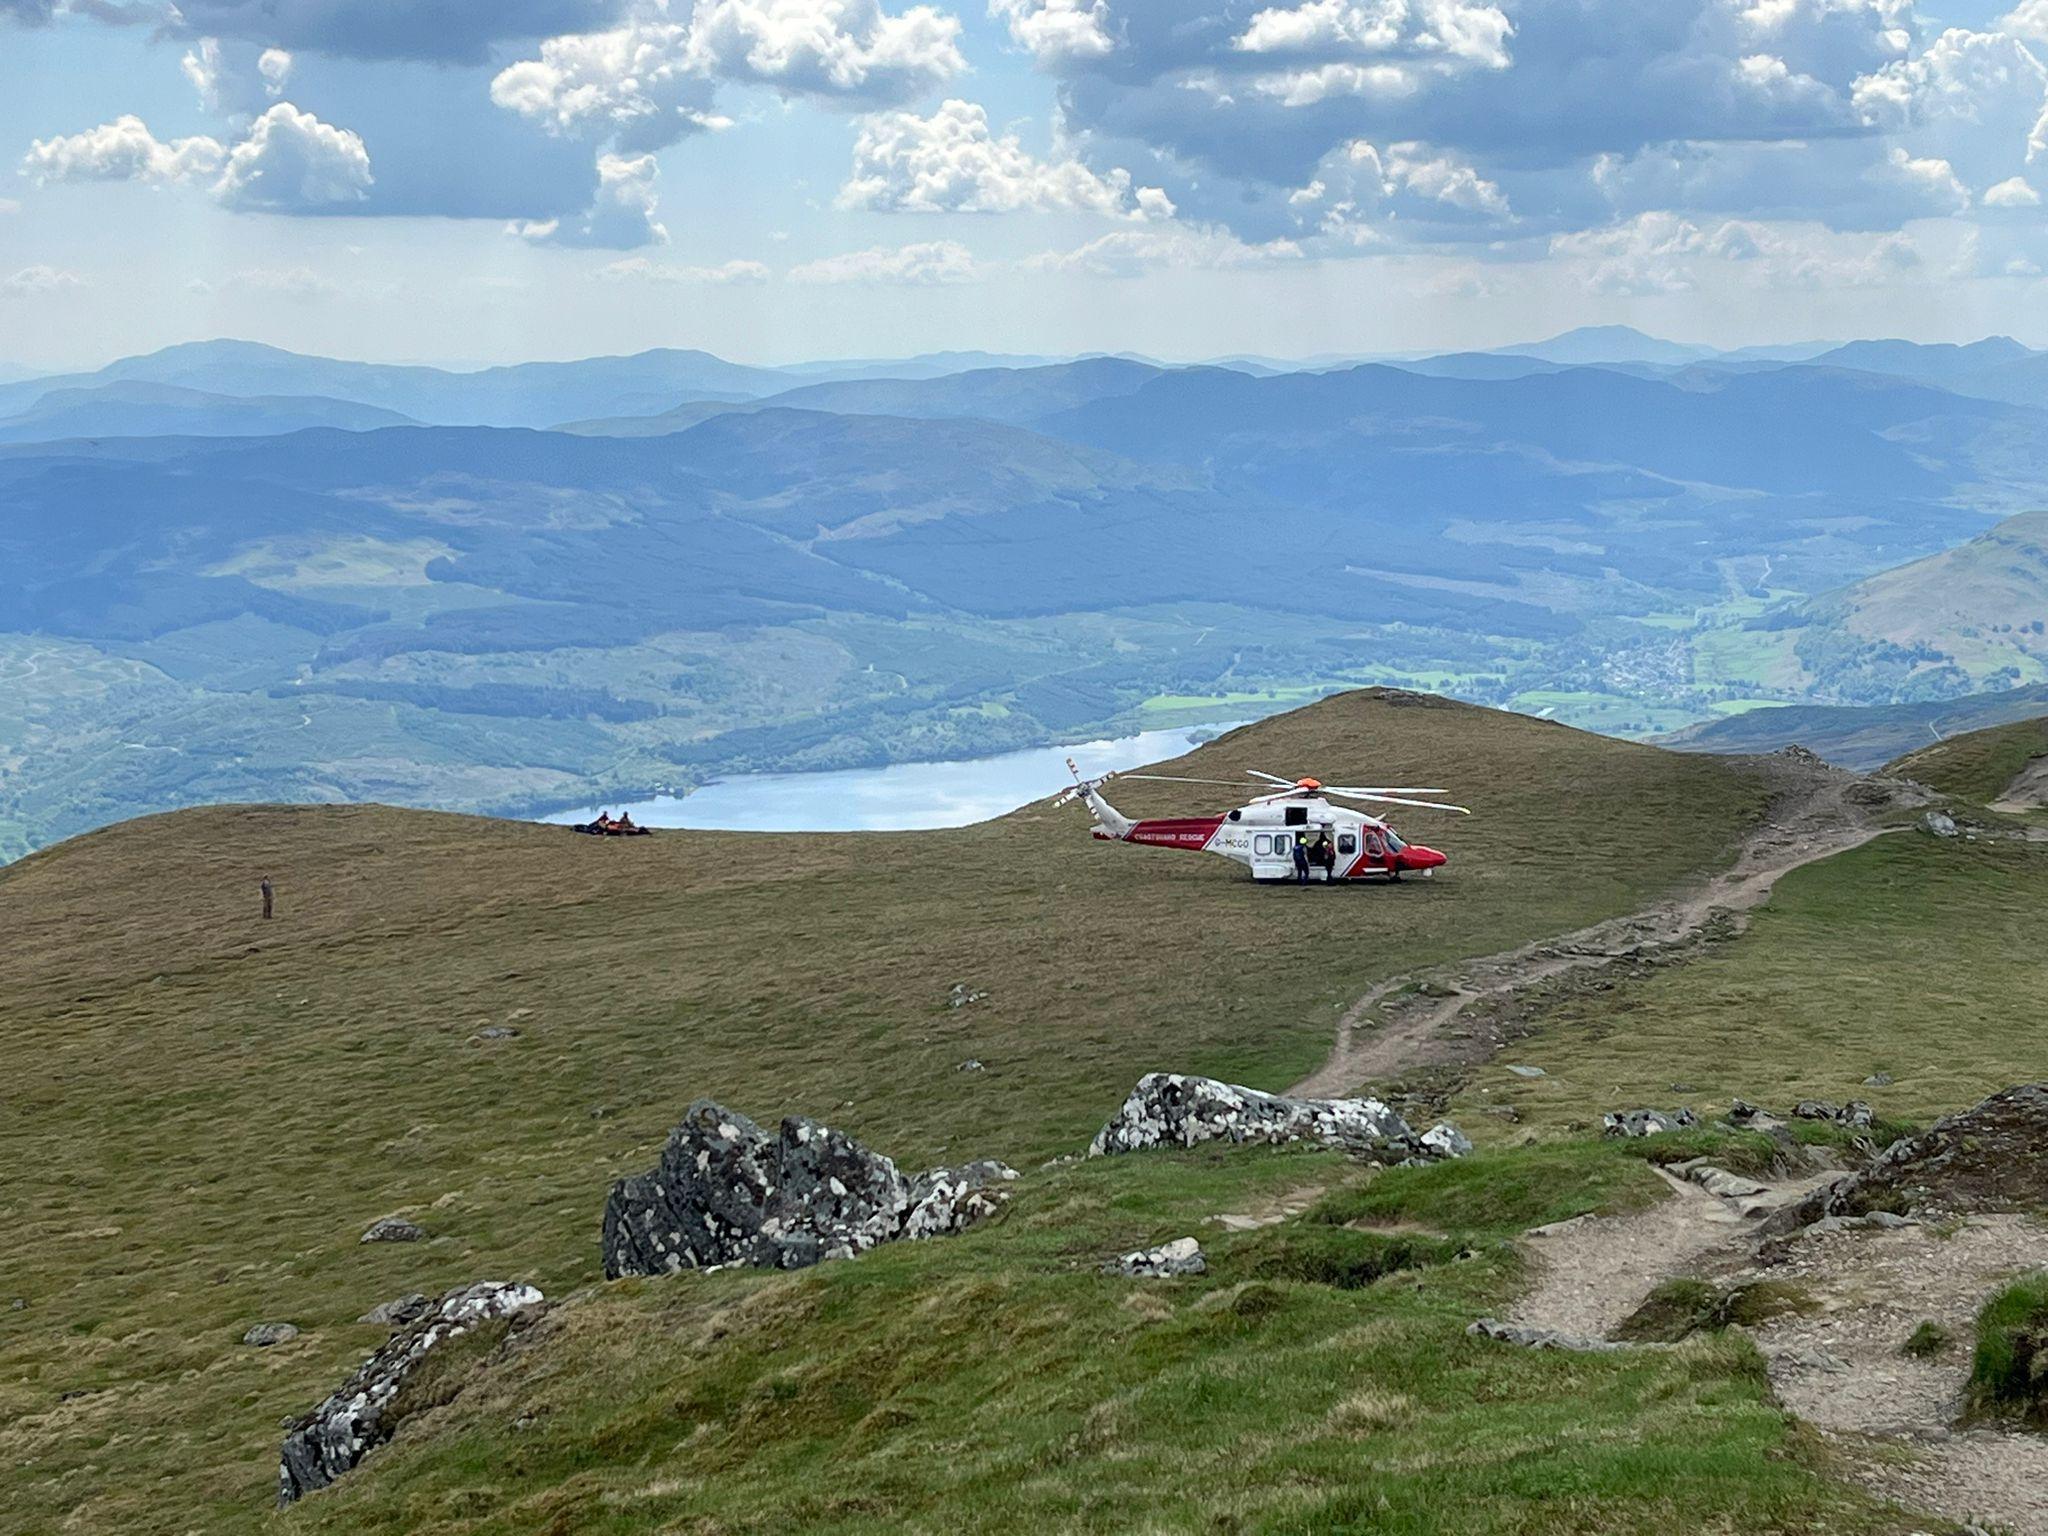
[1757,510,2048,702]
[1884,714,2048,805]
[1444,832,2048,1137]
[0,691,1811,1533]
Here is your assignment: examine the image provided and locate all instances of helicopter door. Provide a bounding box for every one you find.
[1249,831,1297,881]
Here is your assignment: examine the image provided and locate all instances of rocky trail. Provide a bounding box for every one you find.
[1290,757,1914,1100]
[1486,1093,2048,1536]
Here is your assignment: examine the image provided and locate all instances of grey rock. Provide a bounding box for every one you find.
[1107,1236,1206,1278]
[470,1026,518,1042]
[1921,810,1959,838]
[359,1217,424,1245]
[1687,1165,1768,1200]
[1726,1098,1785,1133]
[1505,1064,1545,1078]
[1467,1317,1627,1352]
[243,1322,300,1347]
[1421,1122,1473,1159]
[602,1100,1015,1279]
[957,1058,984,1073]
[1839,1099,1874,1128]
[358,1293,430,1327]
[1864,1073,1894,1087]
[1601,1107,1698,1138]
[946,983,987,1008]
[8,1298,23,1311]
[277,1280,541,1506]
[1793,1099,1840,1121]
[1086,1073,1464,1163]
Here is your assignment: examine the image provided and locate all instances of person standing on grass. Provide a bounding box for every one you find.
[1292,833,1311,885]
[260,876,274,919]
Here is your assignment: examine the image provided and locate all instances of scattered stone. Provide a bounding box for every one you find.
[1670,1082,1698,1094]
[1505,1064,1545,1078]
[957,1058,984,1073]
[277,1281,542,1506]
[1086,1073,1466,1163]
[1684,1164,1768,1200]
[469,1026,518,1043]
[1727,1098,1785,1133]
[359,1217,424,1245]
[357,1293,430,1327]
[1601,1107,1698,1138]
[1467,1317,1627,1352]
[1421,1123,1473,1159]
[243,1322,300,1347]
[946,983,987,1009]
[1480,1105,1521,1123]
[1863,1072,1894,1087]
[1793,1099,1840,1121]
[8,1298,23,1311]
[1107,1237,1206,1278]
[1921,810,1959,838]
[602,1100,1015,1279]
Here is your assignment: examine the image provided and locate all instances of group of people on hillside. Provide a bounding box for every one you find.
[571,811,651,837]
[1292,830,1339,884]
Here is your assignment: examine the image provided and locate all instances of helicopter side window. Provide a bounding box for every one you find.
[1338,833,1357,856]
[1365,832,1385,858]
[1253,834,1273,856]
[1284,805,1308,827]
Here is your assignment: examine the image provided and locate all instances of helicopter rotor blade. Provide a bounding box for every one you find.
[1244,769,1297,786]
[1117,774,1272,788]
[1324,789,1471,814]
[1320,786,1449,798]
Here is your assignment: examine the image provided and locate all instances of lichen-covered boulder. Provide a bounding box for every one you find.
[903,1159,1019,1240]
[276,1280,541,1506]
[1086,1073,1462,1162]
[602,1100,1016,1279]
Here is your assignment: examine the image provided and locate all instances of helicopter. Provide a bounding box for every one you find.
[1057,761,1468,883]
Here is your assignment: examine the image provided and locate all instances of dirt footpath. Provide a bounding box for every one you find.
[1291,756,1914,1099]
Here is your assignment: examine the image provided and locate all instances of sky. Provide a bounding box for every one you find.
[1,0,2046,369]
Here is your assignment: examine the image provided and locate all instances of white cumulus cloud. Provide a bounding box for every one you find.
[215,103,372,210]
[493,0,965,152]
[1023,224,1302,276]
[1985,172,2043,205]
[990,0,1112,65]
[23,104,368,211]
[597,255,772,281]
[787,239,980,283]
[3,264,87,295]
[22,114,227,186]
[512,150,669,247]
[838,98,1172,217]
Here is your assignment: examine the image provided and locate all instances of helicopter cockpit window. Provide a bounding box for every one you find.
[1382,828,1407,853]
[1338,833,1357,856]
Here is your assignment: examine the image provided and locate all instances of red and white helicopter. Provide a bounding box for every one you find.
[1058,762,1468,883]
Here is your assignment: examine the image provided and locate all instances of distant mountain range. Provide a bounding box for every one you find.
[4,329,2048,858]
[1661,683,2048,770]
[6,328,2043,446]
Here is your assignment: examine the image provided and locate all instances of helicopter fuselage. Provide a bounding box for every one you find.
[1089,790,1448,881]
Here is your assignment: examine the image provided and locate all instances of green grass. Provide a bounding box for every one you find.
[1450,832,2048,1135]
[1967,1272,2048,1423]
[249,1147,1902,1536]
[1901,1320,1952,1359]
[1886,715,2048,805]
[0,691,1797,1533]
